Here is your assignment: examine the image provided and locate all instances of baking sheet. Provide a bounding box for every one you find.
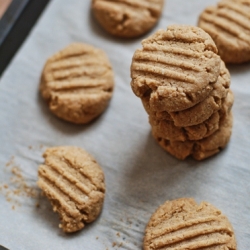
[0,0,249,249]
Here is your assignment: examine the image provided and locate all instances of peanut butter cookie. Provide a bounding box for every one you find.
[151,89,233,143]
[144,198,237,250]
[40,43,114,124]
[154,111,233,160]
[37,146,105,233]
[151,111,220,142]
[131,25,221,112]
[92,0,164,38]
[198,0,250,63]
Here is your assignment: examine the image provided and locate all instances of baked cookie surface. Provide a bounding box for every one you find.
[92,0,164,38]
[40,43,114,124]
[198,0,250,63]
[144,198,237,250]
[131,25,221,112]
[37,146,105,233]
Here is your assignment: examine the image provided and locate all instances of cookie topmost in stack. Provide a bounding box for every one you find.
[198,0,250,63]
[131,25,221,112]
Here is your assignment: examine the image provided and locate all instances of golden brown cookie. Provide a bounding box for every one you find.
[40,43,114,124]
[151,111,220,142]
[198,0,250,63]
[131,25,221,112]
[150,87,233,142]
[144,198,237,250]
[92,0,164,38]
[147,60,230,127]
[154,111,233,160]
[37,146,105,233]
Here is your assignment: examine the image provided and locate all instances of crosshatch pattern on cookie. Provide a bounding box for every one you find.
[131,25,221,112]
[38,146,105,233]
[144,198,237,250]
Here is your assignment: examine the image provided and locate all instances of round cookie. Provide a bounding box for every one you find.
[92,0,164,38]
[198,0,250,63]
[154,111,233,160]
[131,25,221,112]
[148,60,230,127]
[40,43,114,124]
[144,198,237,250]
[37,146,105,233]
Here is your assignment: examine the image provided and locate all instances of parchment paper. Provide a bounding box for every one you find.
[0,0,249,249]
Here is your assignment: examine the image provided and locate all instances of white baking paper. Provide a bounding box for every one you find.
[0,0,249,249]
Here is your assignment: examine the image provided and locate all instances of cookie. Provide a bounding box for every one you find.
[148,60,230,127]
[144,198,237,250]
[40,43,114,124]
[150,86,233,142]
[131,25,221,112]
[92,0,164,38]
[37,146,105,233]
[149,87,234,144]
[151,111,220,142]
[154,111,233,160]
[198,0,250,63]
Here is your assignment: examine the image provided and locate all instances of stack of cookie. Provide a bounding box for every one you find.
[131,25,234,160]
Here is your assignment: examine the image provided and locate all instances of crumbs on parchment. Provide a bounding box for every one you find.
[0,156,39,208]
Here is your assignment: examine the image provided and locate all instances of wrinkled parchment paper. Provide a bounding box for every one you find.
[0,0,249,249]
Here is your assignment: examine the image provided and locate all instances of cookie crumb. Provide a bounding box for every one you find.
[0,156,39,208]
[5,156,15,167]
